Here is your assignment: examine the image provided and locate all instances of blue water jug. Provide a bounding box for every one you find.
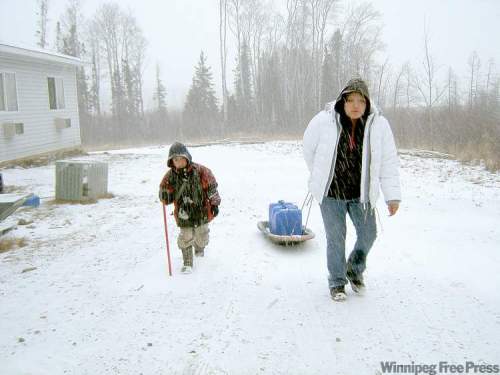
[269,200,302,236]
[23,195,40,207]
[269,200,296,223]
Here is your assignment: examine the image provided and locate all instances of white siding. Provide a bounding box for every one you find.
[0,52,81,162]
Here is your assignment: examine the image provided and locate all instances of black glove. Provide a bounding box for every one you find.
[211,205,219,217]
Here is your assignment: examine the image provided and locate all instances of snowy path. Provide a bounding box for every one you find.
[1,142,499,374]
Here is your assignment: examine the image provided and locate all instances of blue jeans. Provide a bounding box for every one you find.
[319,198,377,288]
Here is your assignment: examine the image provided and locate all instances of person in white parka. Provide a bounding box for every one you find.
[303,78,401,302]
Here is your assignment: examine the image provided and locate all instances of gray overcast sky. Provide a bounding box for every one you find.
[1,0,499,109]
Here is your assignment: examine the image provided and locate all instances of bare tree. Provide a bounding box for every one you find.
[414,24,447,150]
[484,58,497,109]
[229,0,243,60]
[93,3,124,117]
[91,4,146,118]
[402,63,414,109]
[374,57,391,109]
[58,0,89,120]
[122,11,147,117]
[485,58,495,94]
[264,13,285,55]
[309,0,321,107]
[247,1,266,109]
[340,2,383,83]
[392,63,406,110]
[87,19,102,115]
[283,0,301,110]
[387,62,411,147]
[447,67,459,111]
[36,0,49,49]
[219,0,229,127]
[468,51,481,108]
[309,0,338,108]
[235,0,273,122]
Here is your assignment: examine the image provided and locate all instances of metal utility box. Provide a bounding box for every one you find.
[55,161,108,201]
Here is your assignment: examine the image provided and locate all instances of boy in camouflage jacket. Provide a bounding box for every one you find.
[159,142,221,273]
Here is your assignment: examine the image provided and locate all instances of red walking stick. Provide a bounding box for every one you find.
[162,202,173,276]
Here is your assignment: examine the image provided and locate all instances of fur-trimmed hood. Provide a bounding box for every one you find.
[167,142,192,168]
[331,78,372,117]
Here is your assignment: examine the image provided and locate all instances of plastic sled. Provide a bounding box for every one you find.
[257,220,315,245]
[0,193,34,222]
[0,193,35,236]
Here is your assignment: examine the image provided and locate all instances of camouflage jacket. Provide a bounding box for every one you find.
[159,163,221,227]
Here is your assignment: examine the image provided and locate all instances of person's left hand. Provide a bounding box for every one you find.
[211,206,219,217]
[387,201,399,216]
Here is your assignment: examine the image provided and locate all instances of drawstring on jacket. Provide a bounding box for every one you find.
[348,124,356,151]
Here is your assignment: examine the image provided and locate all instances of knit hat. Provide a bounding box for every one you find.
[334,78,371,116]
[167,142,192,168]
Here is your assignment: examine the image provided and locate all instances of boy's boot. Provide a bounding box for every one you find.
[347,251,366,293]
[181,246,193,274]
[194,245,205,257]
[346,268,365,294]
[330,285,347,302]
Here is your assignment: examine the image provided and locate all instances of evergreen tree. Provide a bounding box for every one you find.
[233,41,254,129]
[259,51,284,132]
[55,22,63,53]
[88,37,101,115]
[152,63,168,140]
[183,51,219,138]
[320,45,335,108]
[76,43,89,116]
[111,68,125,118]
[122,56,140,117]
[59,0,89,118]
[329,29,343,97]
[235,41,253,104]
[154,63,167,114]
[62,24,79,57]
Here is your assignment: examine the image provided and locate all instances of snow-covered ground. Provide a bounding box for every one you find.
[1,142,499,375]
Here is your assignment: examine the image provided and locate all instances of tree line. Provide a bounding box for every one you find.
[36,0,499,170]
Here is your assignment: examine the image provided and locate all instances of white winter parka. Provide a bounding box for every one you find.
[303,104,401,206]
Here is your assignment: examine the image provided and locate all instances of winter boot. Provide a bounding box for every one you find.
[346,269,365,294]
[194,245,205,257]
[330,285,347,302]
[181,246,193,274]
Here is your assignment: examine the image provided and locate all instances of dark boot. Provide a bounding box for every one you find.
[181,246,193,274]
[330,285,347,302]
[194,245,205,257]
[346,268,365,293]
[347,250,366,293]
